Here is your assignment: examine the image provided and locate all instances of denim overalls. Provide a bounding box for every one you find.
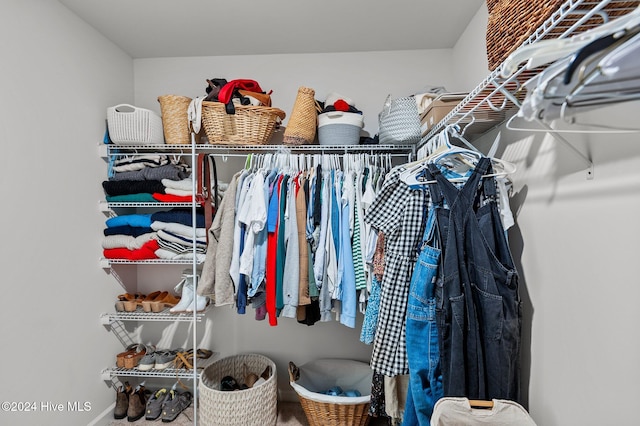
[403,174,443,425]
[427,157,522,401]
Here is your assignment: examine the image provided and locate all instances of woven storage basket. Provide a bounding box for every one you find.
[199,353,277,426]
[289,359,372,426]
[201,101,286,145]
[283,86,318,145]
[158,94,198,144]
[107,104,164,144]
[486,0,640,70]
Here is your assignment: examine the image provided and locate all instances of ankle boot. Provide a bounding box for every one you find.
[127,384,148,422]
[114,382,131,419]
[169,271,194,314]
[170,270,208,313]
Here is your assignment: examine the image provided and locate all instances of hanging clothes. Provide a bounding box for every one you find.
[426,157,521,401]
[364,167,428,377]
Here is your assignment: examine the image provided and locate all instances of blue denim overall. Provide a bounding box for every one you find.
[403,182,442,425]
[427,157,521,402]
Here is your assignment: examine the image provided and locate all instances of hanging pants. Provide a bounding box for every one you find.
[427,157,522,401]
[403,199,443,426]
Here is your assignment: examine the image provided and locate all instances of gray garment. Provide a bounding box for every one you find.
[111,163,189,181]
[198,171,241,306]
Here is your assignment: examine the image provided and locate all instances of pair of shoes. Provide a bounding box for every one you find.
[169,269,210,314]
[172,348,213,370]
[113,382,132,419]
[141,291,182,312]
[116,344,146,369]
[115,293,145,312]
[127,383,150,422]
[138,348,181,371]
[146,388,192,422]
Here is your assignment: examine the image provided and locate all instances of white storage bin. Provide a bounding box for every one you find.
[107,103,165,144]
[318,111,363,146]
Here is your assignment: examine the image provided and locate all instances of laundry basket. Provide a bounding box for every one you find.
[107,104,164,144]
[289,359,373,426]
[199,353,277,426]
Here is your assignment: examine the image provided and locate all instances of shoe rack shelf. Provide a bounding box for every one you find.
[100,310,206,324]
[101,355,218,381]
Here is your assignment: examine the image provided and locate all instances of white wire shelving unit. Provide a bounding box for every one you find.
[419,0,639,177]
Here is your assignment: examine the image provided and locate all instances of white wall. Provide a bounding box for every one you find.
[0,1,133,425]
[133,50,455,139]
[453,4,640,424]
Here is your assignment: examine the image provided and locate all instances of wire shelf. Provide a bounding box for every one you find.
[104,143,415,156]
[101,308,206,323]
[103,354,218,379]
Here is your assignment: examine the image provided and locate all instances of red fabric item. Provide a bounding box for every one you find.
[103,239,160,260]
[152,193,193,203]
[265,175,284,326]
[333,99,350,112]
[217,79,264,104]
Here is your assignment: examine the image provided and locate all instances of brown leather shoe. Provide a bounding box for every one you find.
[113,382,131,419]
[127,384,148,422]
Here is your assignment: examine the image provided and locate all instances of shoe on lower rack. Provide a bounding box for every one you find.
[161,390,192,423]
[145,388,168,421]
[127,384,149,422]
[113,382,132,420]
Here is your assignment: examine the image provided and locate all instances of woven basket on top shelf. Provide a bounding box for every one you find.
[158,94,201,144]
[486,0,640,70]
[201,101,286,145]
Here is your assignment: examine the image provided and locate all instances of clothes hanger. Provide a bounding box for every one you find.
[400,126,516,186]
[468,399,494,409]
[500,5,640,78]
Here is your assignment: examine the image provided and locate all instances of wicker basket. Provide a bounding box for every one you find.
[289,359,372,426]
[201,101,286,145]
[158,94,198,144]
[486,0,640,70]
[283,86,318,145]
[107,104,164,144]
[199,354,277,426]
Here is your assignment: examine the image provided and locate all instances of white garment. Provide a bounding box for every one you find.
[229,171,251,290]
[431,397,536,426]
[238,171,267,278]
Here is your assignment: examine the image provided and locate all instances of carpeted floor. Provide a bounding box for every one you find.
[106,401,388,425]
[106,401,308,425]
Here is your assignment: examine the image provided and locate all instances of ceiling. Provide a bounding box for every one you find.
[58,0,485,59]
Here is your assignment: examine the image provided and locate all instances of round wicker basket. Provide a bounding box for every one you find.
[199,353,277,426]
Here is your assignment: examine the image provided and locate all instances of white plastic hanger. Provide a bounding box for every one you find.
[400,126,516,186]
[500,5,640,78]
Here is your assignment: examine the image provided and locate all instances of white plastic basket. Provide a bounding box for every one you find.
[107,104,165,144]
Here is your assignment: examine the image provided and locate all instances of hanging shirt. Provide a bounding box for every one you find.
[281,175,300,318]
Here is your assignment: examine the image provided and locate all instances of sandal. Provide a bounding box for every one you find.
[123,344,147,369]
[116,343,142,368]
